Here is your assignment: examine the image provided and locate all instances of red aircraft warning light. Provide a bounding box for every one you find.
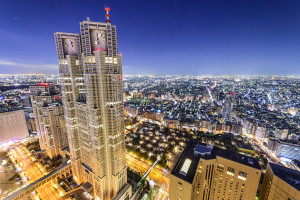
[40,82,49,86]
[105,7,111,23]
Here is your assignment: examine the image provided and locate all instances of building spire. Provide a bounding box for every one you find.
[105,7,111,23]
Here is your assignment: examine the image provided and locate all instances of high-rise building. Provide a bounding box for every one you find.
[222,94,234,122]
[259,163,300,200]
[31,93,68,159]
[170,140,261,200]
[54,9,131,200]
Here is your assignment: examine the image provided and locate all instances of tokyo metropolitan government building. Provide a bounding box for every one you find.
[54,10,131,200]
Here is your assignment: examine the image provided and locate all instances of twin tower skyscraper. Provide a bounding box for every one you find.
[54,9,131,200]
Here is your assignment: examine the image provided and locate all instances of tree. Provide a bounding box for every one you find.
[149,155,157,164]
[158,154,168,168]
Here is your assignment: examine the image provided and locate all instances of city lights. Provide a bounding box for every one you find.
[0,1,299,200]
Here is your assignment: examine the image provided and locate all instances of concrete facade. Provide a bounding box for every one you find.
[0,110,28,144]
[54,17,130,200]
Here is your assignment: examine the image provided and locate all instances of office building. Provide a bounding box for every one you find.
[0,109,28,144]
[28,117,37,133]
[31,93,68,158]
[29,83,55,95]
[54,10,131,200]
[170,140,261,200]
[274,128,289,140]
[259,163,300,200]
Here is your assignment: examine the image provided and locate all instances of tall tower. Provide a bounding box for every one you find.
[54,8,131,200]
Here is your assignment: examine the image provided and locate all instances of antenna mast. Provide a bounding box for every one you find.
[105,7,111,23]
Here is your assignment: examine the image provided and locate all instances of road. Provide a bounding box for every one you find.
[10,146,46,185]
[9,145,65,200]
[251,139,279,164]
[126,154,170,200]
[32,181,65,200]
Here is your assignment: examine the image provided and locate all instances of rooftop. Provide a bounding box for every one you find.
[171,140,261,184]
[0,107,23,113]
[269,162,300,191]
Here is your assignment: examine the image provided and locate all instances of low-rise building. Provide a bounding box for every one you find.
[0,109,28,144]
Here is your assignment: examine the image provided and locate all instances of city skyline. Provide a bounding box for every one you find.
[0,2,299,199]
[1,0,300,75]
[0,74,299,199]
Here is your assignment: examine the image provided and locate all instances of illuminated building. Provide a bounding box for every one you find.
[31,94,68,158]
[29,83,55,95]
[0,110,28,144]
[170,140,261,200]
[28,117,37,133]
[254,125,268,139]
[222,94,234,122]
[259,163,300,200]
[274,128,289,140]
[54,8,131,200]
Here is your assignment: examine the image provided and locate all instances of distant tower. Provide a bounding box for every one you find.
[222,94,233,122]
[54,8,131,200]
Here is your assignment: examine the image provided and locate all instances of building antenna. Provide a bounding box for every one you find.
[105,7,111,23]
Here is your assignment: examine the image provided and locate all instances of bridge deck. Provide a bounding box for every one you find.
[4,163,71,200]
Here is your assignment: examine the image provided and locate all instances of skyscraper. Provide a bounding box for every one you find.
[31,93,68,159]
[170,140,261,200]
[54,9,131,200]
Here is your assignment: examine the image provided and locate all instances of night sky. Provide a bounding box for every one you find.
[0,0,300,75]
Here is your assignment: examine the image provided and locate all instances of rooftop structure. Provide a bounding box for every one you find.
[170,140,261,200]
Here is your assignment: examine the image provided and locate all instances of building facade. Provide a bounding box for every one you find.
[170,140,261,200]
[54,15,130,200]
[29,83,55,95]
[0,109,28,144]
[259,163,300,200]
[31,94,68,159]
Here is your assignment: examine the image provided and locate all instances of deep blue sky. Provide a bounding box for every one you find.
[0,0,300,75]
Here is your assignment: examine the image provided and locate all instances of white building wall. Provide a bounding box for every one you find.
[0,110,28,143]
